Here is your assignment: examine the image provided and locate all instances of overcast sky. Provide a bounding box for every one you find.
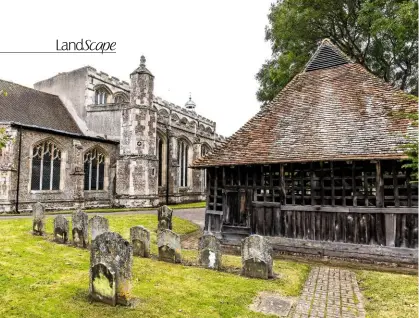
[0,0,274,137]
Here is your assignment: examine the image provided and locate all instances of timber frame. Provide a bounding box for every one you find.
[204,159,418,264]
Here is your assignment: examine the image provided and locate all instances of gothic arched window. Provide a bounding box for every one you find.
[114,93,128,103]
[157,134,166,187]
[178,139,189,187]
[95,87,109,105]
[31,140,61,190]
[201,144,211,190]
[84,148,105,190]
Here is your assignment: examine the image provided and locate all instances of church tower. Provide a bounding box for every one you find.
[115,56,159,207]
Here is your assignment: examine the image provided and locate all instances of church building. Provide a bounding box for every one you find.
[0,56,223,212]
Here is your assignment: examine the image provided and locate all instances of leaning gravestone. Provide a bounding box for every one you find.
[157,229,181,263]
[90,231,133,306]
[72,209,88,248]
[157,205,173,231]
[54,215,69,243]
[89,215,109,242]
[241,235,273,279]
[130,226,150,258]
[32,202,45,235]
[199,234,222,270]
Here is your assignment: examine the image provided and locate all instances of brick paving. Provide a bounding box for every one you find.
[292,267,365,318]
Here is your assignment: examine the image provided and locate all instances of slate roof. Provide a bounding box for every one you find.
[192,39,417,168]
[0,79,82,134]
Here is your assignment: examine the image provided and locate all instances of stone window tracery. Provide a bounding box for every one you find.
[95,88,109,105]
[84,148,105,190]
[31,140,61,191]
[178,140,189,187]
[114,93,128,103]
[157,134,166,187]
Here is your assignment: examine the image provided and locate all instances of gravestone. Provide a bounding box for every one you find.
[157,205,173,231]
[32,202,45,235]
[157,229,181,263]
[130,226,150,258]
[53,215,69,243]
[89,215,109,241]
[72,209,88,248]
[90,231,133,306]
[198,234,222,270]
[241,235,273,279]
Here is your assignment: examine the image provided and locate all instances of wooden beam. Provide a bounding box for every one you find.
[280,164,286,205]
[376,161,384,208]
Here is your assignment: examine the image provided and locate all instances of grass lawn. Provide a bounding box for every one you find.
[0,214,310,318]
[356,270,418,318]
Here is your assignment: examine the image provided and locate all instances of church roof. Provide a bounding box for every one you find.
[0,79,82,135]
[192,40,417,168]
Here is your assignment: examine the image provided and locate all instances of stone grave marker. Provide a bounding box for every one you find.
[90,231,133,306]
[241,235,273,279]
[89,215,109,242]
[157,229,181,263]
[53,215,69,243]
[130,226,150,258]
[198,234,222,270]
[72,209,88,248]
[32,202,45,235]
[157,205,173,231]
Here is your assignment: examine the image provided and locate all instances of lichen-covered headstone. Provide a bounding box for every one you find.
[32,202,45,235]
[157,229,181,263]
[90,231,133,306]
[89,215,109,242]
[199,234,222,270]
[72,209,88,248]
[130,226,150,258]
[54,215,69,243]
[241,235,273,279]
[157,205,173,231]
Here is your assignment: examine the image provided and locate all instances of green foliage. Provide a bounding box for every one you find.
[257,0,418,102]
[0,215,310,317]
[0,127,11,150]
[399,111,418,182]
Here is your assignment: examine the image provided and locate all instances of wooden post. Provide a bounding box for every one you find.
[331,162,335,206]
[280,164,286,205]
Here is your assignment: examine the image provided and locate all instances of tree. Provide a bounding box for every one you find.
[0,90,10,150]
[257,0,418,102]
[399,108,418,183]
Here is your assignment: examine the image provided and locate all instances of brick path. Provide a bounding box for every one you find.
[292,267,365,318]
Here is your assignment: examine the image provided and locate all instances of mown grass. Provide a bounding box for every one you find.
[356,270,418,318]
[0,214,309,317]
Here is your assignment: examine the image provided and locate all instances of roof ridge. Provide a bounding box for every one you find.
[0,79,61,98]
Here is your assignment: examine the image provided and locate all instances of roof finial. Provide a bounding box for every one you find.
[185,92,196,110]
[140,55,146,67]
[189,92,192,101]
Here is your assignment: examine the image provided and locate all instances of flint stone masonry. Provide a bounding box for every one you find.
[72,209,88,248]
[157,205,173,231]
[198,234,222,269]
[89,215,109,241]
[157,229,181,263]
[241,235,273,279]
[90,231,133,306]
[32,202,45,235]
[54,215,69,243]
[130,226,150,258]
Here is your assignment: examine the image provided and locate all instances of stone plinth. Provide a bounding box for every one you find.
[89,231,133,306]
[157,229,181,263]
[72,209,88,248]
[130,226,150,258]
[241,235,273,279]
[198,234,222,270]
[54,215,69,243]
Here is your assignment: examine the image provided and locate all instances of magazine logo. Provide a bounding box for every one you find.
[56,39,116,54]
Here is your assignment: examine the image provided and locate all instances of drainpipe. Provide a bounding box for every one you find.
[165,127,170,205]
[15,126,22,214]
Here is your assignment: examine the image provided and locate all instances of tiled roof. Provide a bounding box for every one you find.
[192,40,416,168]
[0,79,82,134]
